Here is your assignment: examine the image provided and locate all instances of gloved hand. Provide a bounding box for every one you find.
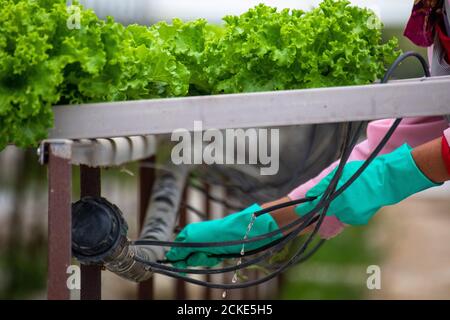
[295,144,441,225]
[166,204,282,268]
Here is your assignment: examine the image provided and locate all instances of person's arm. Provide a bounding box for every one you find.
[261,197,313,235]
[277,117,448,238]
[412,137,450,183]
[266,135,450,235]
[288,117,448,201]
[166,131,450,267]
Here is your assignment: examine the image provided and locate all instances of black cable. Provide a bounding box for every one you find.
[135,121,361,275]
[146,147,345,286]
[156,214,320,262]
[135,51,428,252]
[251,52,427,278]
[142,119,380,285]
[135,126,353,275]
[245,51,431,282]
[382,51,430,83]
[132,52,430,289]
[136,119,360,280]
[132,121,362,250]
[188,124,358,203]
[131,197,316,248]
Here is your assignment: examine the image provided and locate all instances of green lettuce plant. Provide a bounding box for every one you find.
[0,0,400,150]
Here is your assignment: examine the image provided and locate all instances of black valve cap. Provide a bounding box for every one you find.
[72,197,124,258]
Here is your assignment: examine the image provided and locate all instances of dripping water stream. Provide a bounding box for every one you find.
[222,213,257,299]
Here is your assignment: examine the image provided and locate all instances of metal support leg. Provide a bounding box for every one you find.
[175,187,188,299]
[203,183,212,300]
[138,157,155,300]
[80,165,102,300]
[47,143,72,300]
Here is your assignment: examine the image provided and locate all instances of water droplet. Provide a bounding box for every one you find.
[225,213,257,292]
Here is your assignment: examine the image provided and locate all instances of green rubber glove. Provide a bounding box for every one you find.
[166,204,282,268]
[295,144,441,225]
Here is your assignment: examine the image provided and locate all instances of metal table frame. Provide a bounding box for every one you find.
[42,76,450,299]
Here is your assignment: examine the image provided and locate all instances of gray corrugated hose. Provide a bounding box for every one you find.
[72,162,189,282]
[113,163,189,282]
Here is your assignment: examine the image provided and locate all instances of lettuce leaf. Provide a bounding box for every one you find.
[203,0,399,93]
[0,0,190,149]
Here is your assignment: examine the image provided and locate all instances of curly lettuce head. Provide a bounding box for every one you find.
[0,0,400,150]
[203,0,400,93]
[0,0,189,149]
[0,0,65,148]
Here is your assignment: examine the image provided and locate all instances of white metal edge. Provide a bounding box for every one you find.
[70,135,156,167]
[49,76,450,140]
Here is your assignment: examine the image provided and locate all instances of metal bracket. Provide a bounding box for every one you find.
[37,139,73,165]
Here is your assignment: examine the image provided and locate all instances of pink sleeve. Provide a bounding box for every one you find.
[288,117,449,200]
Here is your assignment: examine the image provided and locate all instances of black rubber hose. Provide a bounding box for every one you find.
[132,51,430,288]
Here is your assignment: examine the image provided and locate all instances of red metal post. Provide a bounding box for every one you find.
[80,165,102,300]
[203,183,212,300]
[221,187,237,300]
[175,187,188,299]
[138,157,156,300]
[47,143,72,300]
